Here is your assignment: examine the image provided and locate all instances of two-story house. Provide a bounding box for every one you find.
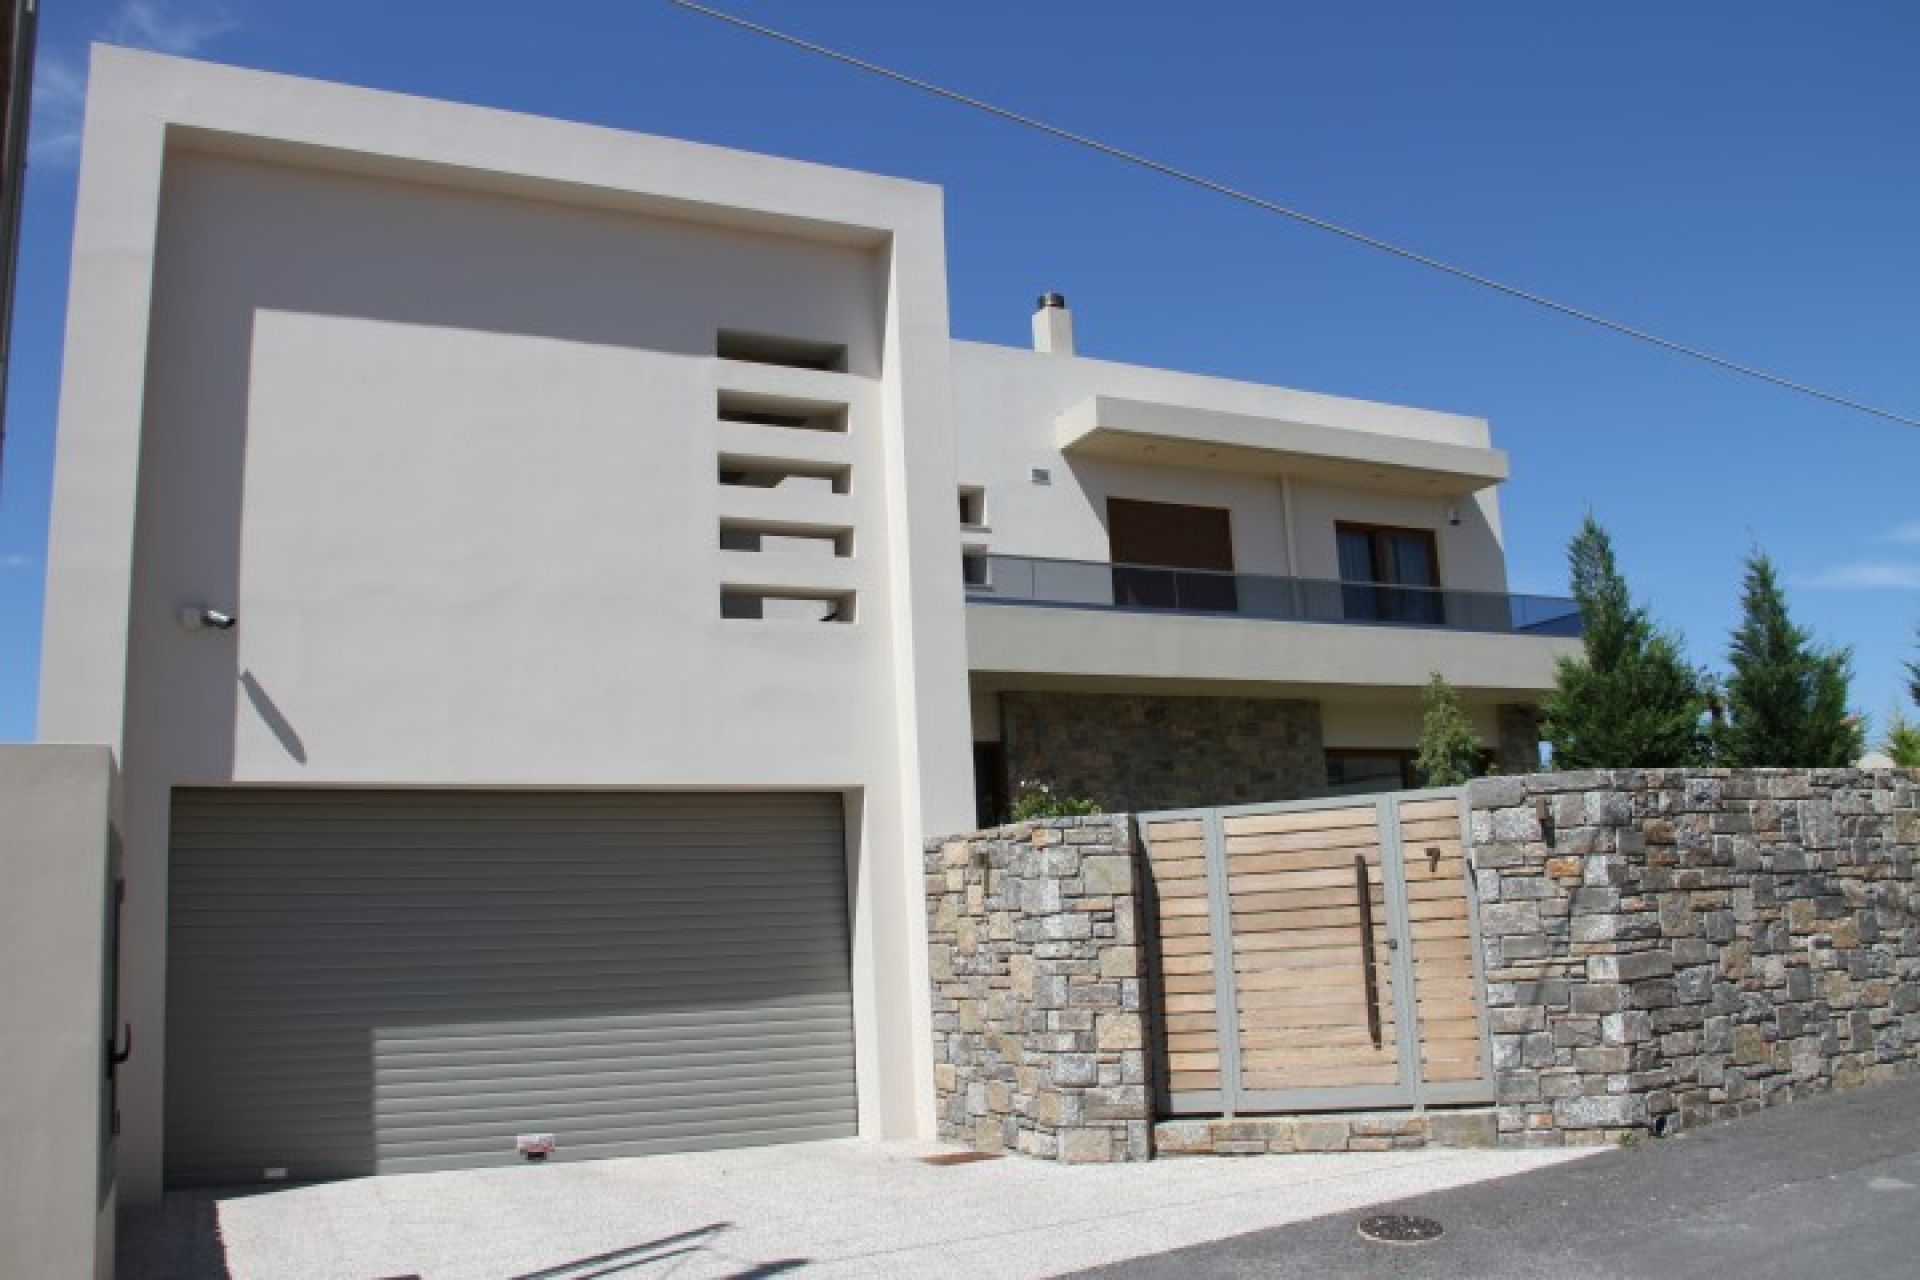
[34,50,1577,1203]
[955,296,1577,822]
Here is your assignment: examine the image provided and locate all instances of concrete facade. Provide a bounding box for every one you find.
[31,47,1576,1209]
[0,746,120,1280]
[951,301,1577,818]
[39,49,971,1204]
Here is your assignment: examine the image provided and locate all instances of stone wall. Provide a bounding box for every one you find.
[1470,768,1920,1145]
[924,770,1920,1164]
[998,692,1324,815]
[1495,703,1544,776]
[924,816,1153,1162]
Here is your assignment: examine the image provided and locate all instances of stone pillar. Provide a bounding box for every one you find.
[925,816,1151,1162]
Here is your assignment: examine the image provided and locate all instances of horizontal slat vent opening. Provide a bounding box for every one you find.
[718,455,850,496]
[716,329,847,372]
[719,518,853,558]
[720,588,854,623]
[716,389,847,433]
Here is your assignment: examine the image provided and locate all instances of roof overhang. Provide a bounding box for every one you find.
[1056,395,1509,494]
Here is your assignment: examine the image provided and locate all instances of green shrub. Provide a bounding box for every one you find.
[1009,782,1102,820]
[1883,710,1920,768]
[1415,672,1482,787]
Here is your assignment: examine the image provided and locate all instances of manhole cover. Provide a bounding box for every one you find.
[1357,1214,1444,1245]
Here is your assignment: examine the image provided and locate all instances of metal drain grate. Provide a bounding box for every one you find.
[1357,1214,1444,1245]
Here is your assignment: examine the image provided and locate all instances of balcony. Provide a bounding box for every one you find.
[967,555,1581,637]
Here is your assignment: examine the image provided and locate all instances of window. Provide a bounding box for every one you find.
[1326,746,1493,795]
[958,486,987,528]
[1336,523,1443,624]
[1107,497,1238,612]
[961,553,990,588]
[1324,749,1419,796]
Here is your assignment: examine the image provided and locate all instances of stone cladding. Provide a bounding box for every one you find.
[998,692,1324,816]
[925,816,1152,1162]
[1470,769,1920,1145]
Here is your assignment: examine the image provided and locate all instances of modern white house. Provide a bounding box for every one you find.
[28,47,1579,1213]
[953,299,1579,822]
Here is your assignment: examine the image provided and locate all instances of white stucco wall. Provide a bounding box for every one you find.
[40,49,972,1203]
[949,338,1509,591]
[0,747,119,1280]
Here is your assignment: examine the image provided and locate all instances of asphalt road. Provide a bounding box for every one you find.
[1070,1076,1920,1280]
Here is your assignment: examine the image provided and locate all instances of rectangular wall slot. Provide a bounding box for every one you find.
[717,330,847,372]
[721,588,856,624]
[717,389,847,433]
[717,456,851,496]
[958,485,987,528]
[719,519,853,559]
[962,552,991,588]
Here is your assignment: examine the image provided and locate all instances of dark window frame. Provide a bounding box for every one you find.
[1324,747,1421,793]
[1336,522,1444,624]
[1325,745,1497,794]
[1106,497,1239,613]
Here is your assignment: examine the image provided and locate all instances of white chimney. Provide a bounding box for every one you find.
[1032,292,1074,355]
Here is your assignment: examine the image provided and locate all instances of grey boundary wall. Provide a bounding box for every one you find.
[927,769,1920,1162]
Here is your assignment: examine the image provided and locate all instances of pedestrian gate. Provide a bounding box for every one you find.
[1140,789,1495,1116]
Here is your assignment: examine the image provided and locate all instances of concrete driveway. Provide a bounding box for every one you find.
[119,1139,1590,1279]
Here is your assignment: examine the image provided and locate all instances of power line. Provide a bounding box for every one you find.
[669,0,1920,431]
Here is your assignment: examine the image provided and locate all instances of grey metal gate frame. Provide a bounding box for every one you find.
[1141,787,1497,1117]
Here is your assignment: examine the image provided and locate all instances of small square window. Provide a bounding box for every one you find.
[962,554,991,588]
[958,486,987,527]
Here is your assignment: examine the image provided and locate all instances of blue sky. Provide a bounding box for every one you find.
[4,1,1917,741]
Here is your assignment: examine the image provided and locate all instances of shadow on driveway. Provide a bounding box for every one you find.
[119,1202,807,1280]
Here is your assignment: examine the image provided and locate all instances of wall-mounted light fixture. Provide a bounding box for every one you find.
[178,605,237,632]
[1447,505,1462,527]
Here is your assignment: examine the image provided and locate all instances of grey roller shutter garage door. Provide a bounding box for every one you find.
[164,789,855,1187]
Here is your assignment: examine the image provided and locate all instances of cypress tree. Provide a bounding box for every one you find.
[1415,672,1482,787]
[1908,624,1919,710]
[1715,551,1863,767]
[1540,515,1710,768]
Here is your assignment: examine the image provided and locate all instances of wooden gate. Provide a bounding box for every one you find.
[1141,789,1494,1116]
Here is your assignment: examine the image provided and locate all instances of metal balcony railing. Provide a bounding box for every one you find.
[966,554,1583,637]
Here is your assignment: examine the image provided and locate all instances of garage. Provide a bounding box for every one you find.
[163,789,856,1187]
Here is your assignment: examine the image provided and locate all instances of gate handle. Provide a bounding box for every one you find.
[108,1024,133,1074]
[1355,856,1384,1051]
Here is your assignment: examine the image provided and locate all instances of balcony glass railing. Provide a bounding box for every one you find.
[967,554,1583,637]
